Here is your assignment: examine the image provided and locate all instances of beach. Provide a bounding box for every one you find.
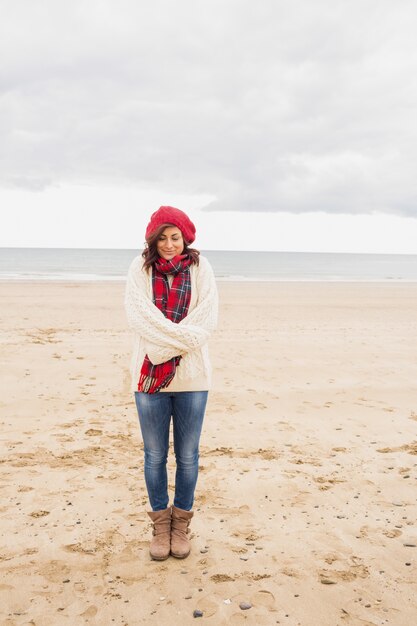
[1,280,417,626]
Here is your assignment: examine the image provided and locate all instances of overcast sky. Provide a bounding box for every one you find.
[2,0,417,252]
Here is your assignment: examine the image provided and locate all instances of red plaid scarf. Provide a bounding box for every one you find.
[138,254,192,393]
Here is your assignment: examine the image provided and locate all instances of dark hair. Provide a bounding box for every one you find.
[142,223,200,271]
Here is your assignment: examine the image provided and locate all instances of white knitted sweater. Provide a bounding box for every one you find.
[125,255,218,393]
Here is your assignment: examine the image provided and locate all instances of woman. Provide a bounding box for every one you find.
[125,206,218,561]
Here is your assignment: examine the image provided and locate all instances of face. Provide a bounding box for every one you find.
[156,226,185,260]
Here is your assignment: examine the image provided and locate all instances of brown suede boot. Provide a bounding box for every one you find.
[170,505,194,559]
[147,507,172,561]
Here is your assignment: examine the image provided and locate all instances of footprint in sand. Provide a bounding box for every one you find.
[250,589,275,609]
[228,592,276,625]
[79,606,98,618]
[253,448,279,460]
[318,558,369,584]
[210,573,235,583]
[230,615,247,625]
[377,442,417,455]
[30,510,50,518]
[195,595,218,617]
[106,557,148,586]
[383,529,402,538]
[59,419,84,429]
[314,476,346,490]
[85,429,103,436]
[53,434,75,442]
[280,566,301,579]
[63,543,96,555]
[37,560,71,582]
[338,609,381,625]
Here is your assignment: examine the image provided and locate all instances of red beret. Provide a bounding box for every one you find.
[145,206,196,244]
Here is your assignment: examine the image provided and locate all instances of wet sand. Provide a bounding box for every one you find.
[1,280,416,625]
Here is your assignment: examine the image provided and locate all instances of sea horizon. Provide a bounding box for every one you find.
[1,247,417,282]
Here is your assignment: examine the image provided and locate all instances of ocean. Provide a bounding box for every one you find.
[1,247,417,282]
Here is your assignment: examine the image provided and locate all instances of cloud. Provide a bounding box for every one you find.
[1,0,417,216]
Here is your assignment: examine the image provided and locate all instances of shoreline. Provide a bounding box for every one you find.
[2,277,417,284]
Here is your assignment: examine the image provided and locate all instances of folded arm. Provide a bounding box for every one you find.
[125,256,218,364]
[145,256,219,364]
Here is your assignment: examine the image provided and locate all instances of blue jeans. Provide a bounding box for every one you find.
[134,390,208,512]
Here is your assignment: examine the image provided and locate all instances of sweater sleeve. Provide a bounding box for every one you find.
[125,256,216,363]
[179,256,218,332]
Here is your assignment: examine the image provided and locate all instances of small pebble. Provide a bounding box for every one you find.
[185,595,192,600]
[403,543,416,547]
[200,549,208,554]
[321,579,336,585]
[181,570,188,574]
[405,562,411,566]
[239,602,252,610]
[193,609,203,618]
[62,579,70,583]
[223,599,231,605]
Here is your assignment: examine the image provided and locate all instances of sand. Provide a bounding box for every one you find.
[0,279,416,626]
